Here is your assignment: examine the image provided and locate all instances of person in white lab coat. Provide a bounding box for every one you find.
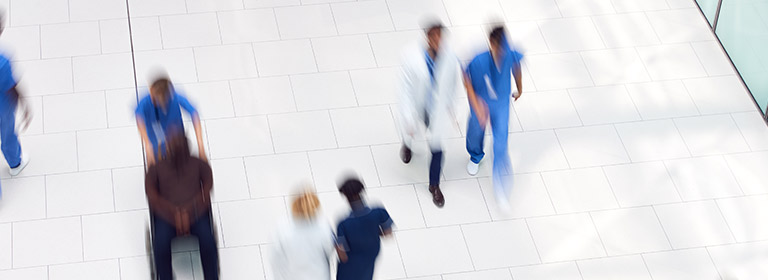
[398,21,462,208]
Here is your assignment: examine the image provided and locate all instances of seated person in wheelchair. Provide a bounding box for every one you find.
[145,129,218,279]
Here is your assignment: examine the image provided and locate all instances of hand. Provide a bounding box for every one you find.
[474,100,489,126]
[175,210,191,236]
[146,151,156,166]
[198,149,208,162]
[513,91,522,101]
[19,103,32,131]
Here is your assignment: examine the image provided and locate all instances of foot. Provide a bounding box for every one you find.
[429,185,445,208]
[467,161,479,176]
[10,154,30,176]
[400,145,412,164]
[496,194,511,213]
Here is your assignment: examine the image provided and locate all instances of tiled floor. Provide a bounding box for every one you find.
[0,0,766,279]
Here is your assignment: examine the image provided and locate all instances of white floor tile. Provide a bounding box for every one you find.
[539,17,605,52]
[724,151,768,195]
[416,179,491,227]
[442,137,494,180]
[578,255,652,280]
[541,167,619,213]
[526,53,594,91]
[396,226,474,277]
[218,9,280,44]
[511,262,582,280]
[555,125,630,168]
[592,13,661,48]
[0,267,48,280]
[368,30,421,67]
[330,105,399,147]
[100,19,131,54]
[218,197,288,246]
[500,0,561,21]
[9,0,68,26]
[386,0,451,31]
[82,211,148,260]
[371,142,432,186]
[505,21,550,55]
[219,246,265,280]
[209,158,251,202]
[581,48,651,85]
[684,76,757,115]
[0,177,46,223]
[245,0,300,8]
[253,39,317,76]
[509,130,571,173]
[134,49,199,84]
[206,116,273,158]
[16,132,79,177]
[194,44,259,82]
[443,269,513,280]
[666,0,696,8]
[691,41,735,76]
[716,195,768,242]
[185,0,244,12]
[77,127,143,170]
[230,77,297,116]
[643,248,721,280]
[70,0,126,21]
[591,207,671,255]
[119,256,153,280]
[447,25,487,62]
[603,162,682,207]
[129,17,163,51]
[245,152,313,198]
[0,223,10,270]
[442,0,504,26]
[16,58,74,96]
[308,146,380,192]
[72,53,136,92]
[569,85,641,125]
[49,260,121,280]
[274,5,337,39]
[350,67,399,106]
[610,0,668,12]
[365,185,425,230]
[673,114,749,156]
[43,91,108,133]
[268,111,337,153]
[0,26,41,61]
[515,90,582,131]
[13,217,82,268]
[312,35,376,71]
[615,119,690,161]
[732,112,768,151]
[290,72,357,111]
[707,241,768,280]
[462,220,540,269]
[332,1,394,35]
[665,156,742,200]
[479,174,556,220]
[176,81,235,120]
[646,8,714,44]
[625,80,700,120]
[654,200,735,249]
[159,13,222,48]
[46,170,114,217]
[375,237,407,280]
[20,96,45,135]
[637,44,707,80]
[111,166,148,211]
[555,0,615,17]
[527,213,606,262]
[128,0,186,17]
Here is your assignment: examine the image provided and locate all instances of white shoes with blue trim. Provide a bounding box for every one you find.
[10,153,30,176]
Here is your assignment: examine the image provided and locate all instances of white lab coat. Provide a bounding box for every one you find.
[398,40,462,151]
[270,219,335,280]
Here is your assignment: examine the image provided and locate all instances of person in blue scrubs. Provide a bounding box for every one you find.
[135,77,206,165]
[464,26,524,209]
[335,177,393,280]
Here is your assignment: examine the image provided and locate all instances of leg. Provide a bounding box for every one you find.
[0,105,21,168]
[489,101,512,200]
[190,212,219,280]
[429,149,443,187]
[151,215,177,280]
[466,107,486,164]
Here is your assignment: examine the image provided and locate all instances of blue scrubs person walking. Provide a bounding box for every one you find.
[464,26,524,210]
[135,77,207,166]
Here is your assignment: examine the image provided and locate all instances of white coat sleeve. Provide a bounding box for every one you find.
[397,56,418,136]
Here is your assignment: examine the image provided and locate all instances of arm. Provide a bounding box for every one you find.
[177,95,207,161]
[336,223,349,263]
[135,116,155,166]
[513,64,523,101]
[378,209,394,237]
[9,86,32,131]
[180,160,213,212]
[501,35,524,101]
[464,72,487,125]
[397,57,418,137]
[145,166,178,224]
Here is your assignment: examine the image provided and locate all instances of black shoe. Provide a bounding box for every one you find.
[400,145,412,164]
[429,185,445,208]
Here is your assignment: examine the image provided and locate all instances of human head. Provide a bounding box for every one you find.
[149,77,172,108]
[291,191,321,220]
[338,177,365,203]
[165,127,189,164]
[425,22,444,53]
[489,25,506,55]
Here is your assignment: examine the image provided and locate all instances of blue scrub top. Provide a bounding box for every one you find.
[336,202,393,280]
[135,90,198,154]
[0,54,18,112]
[465,37,523,103]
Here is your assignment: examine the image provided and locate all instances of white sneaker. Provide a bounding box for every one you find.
[10,154,30,176]
[467,161,480,176]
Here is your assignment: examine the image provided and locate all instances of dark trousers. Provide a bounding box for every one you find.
[152,213,219,280]
[430,150,443,186]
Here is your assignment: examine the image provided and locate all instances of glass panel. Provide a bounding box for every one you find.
[696,0,721,26]
[716,0,768,113]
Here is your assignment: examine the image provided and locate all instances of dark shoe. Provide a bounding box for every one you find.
[429,185,445,208]
[400,145,412,164]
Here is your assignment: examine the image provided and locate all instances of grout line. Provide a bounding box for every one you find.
[458,225,477,271]
[704,246,726,280]
[650,205,675,252]
[523,218,543,264]
[367,145,385,187]
[712,199,739,243]
[587,212,610,256]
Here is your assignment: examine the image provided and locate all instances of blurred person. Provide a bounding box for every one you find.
[335,177,393,280]
[397,20,461,208]
[145,130,218,280]
[136,76,206,166]
[0,13,32,181]
[464,25,524,210]
[271,191,336,280]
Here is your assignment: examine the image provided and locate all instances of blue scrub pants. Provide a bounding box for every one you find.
[466,98,513,196]
[1,102,21,168]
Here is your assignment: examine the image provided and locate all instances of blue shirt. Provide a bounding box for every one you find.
[465,38,523,103]
[0,54,18,112]
[135,91,198,154]
[336,201,393,280]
